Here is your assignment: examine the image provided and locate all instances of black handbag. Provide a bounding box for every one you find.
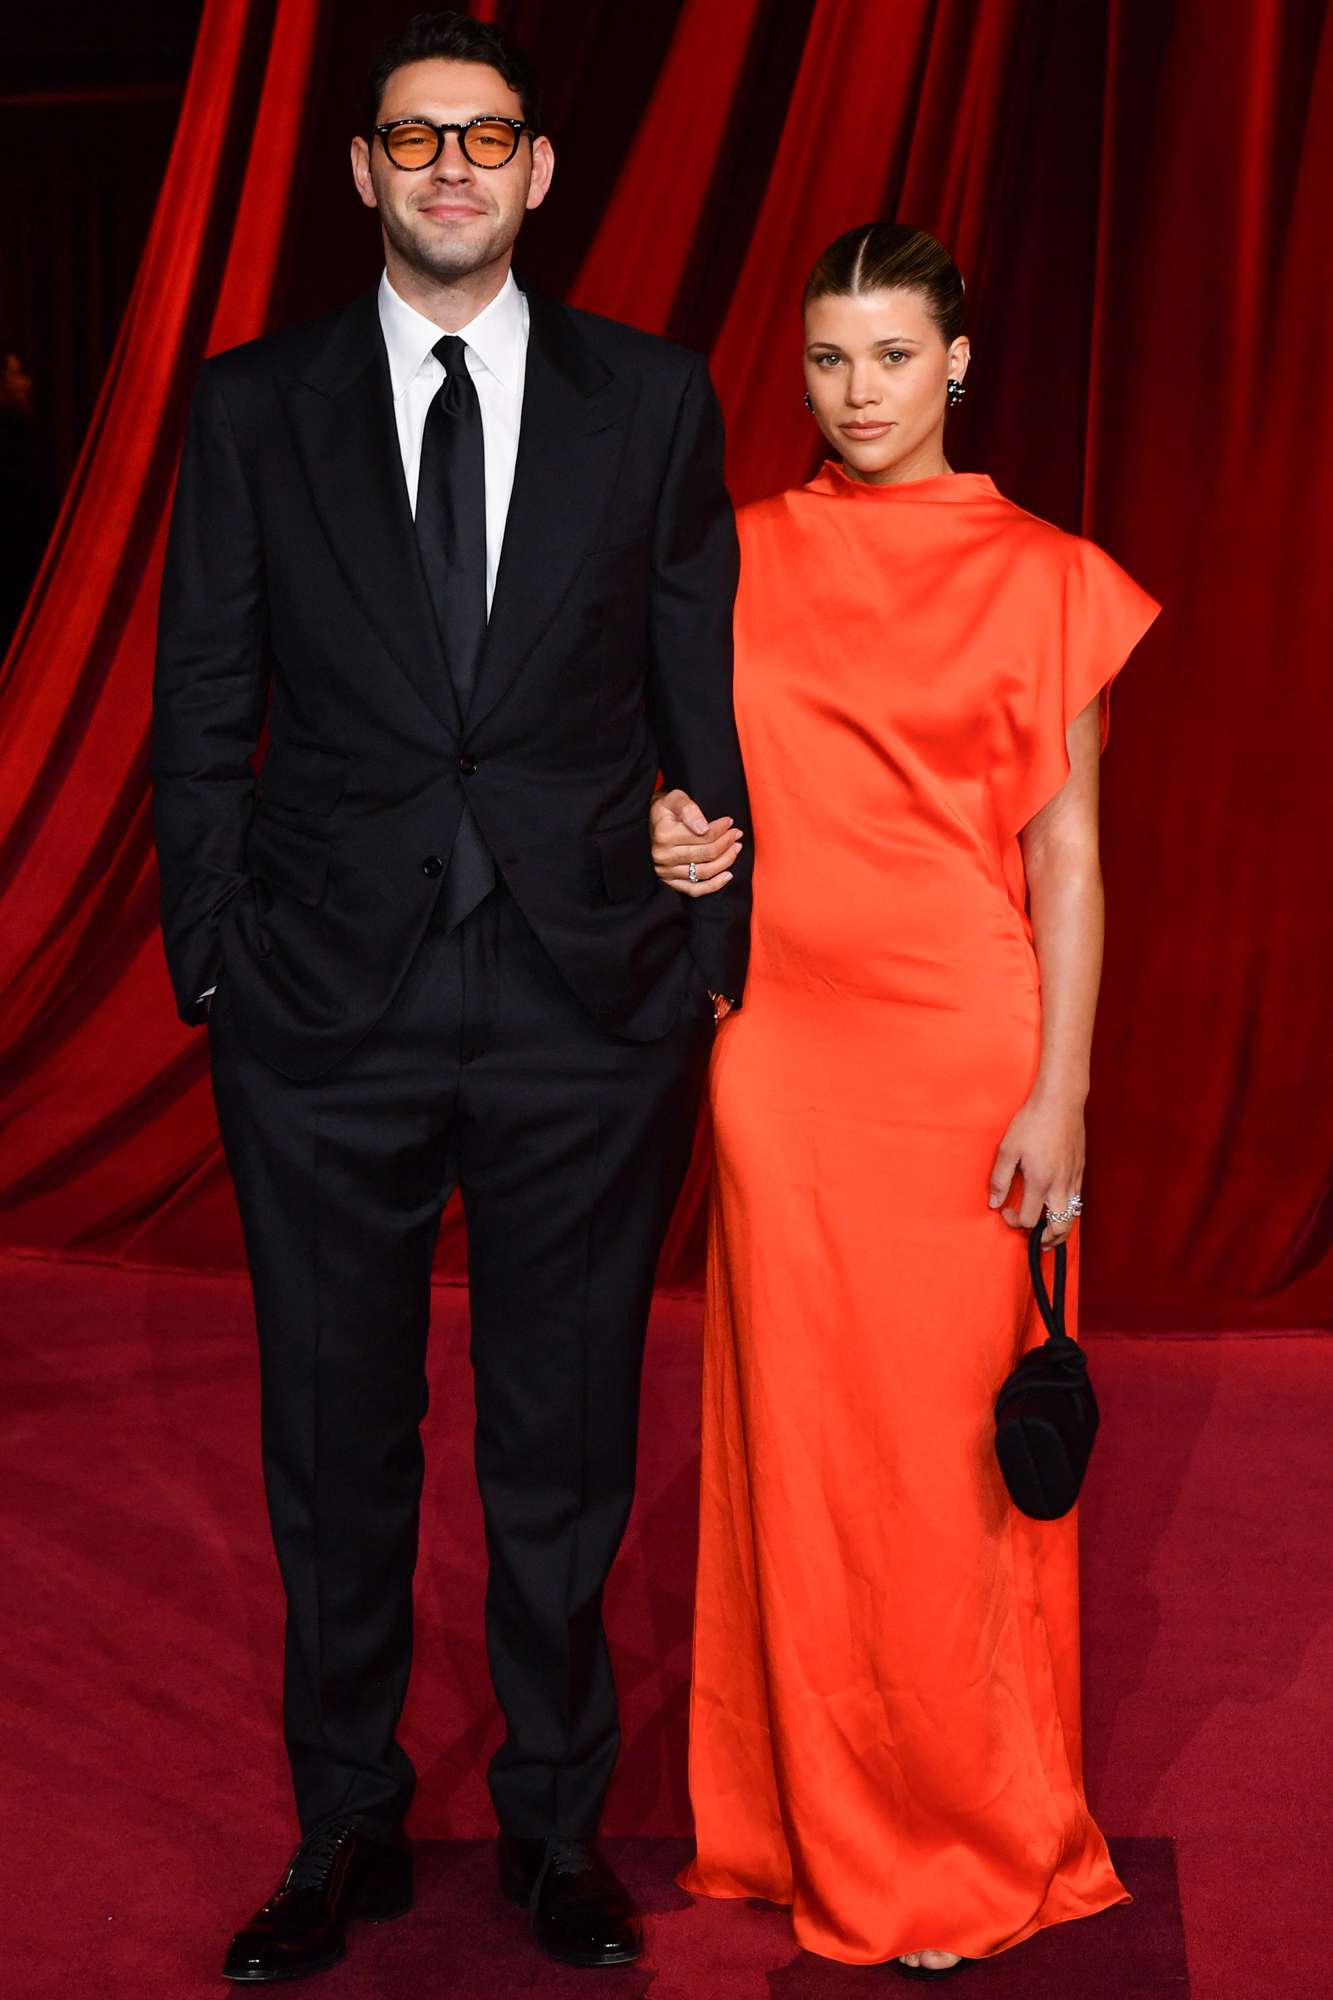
[993,1216,1099,1520]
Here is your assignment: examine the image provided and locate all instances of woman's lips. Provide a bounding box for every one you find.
[841,421,894,438]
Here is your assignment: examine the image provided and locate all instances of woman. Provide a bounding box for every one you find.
[650,224,1159,1978]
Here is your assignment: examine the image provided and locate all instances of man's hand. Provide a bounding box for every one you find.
[650,788,743,898]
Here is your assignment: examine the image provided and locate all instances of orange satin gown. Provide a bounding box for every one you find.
[682,464,1161,1964]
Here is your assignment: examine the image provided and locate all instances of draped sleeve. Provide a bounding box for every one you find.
[997,534,1161,847]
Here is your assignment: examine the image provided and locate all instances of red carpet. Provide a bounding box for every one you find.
[158,1835,1180,1997]
[4,1255,1332,1997]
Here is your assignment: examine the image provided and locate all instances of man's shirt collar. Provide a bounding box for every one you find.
[378,268,528,398]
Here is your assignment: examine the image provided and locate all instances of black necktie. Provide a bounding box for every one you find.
[416,333,496,927]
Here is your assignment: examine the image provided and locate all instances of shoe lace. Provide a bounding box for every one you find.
[285,1822,357,1894]
[544,1838,597,1881]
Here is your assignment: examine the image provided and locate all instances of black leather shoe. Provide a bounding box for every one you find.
[498,1833,643,1967]
[223,1822,412,1982]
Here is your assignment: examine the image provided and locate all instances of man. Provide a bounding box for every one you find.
[152,11,750,1981]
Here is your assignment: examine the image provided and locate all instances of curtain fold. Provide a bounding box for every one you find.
[0,0,321,1264]
[566,0,765,330]
[0,0,1327,1329]
[1078,0,1333,1326]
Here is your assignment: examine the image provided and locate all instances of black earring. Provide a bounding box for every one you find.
[947,377,967,409]
[804,391,814,412]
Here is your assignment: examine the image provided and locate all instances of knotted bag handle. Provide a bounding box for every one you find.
[1027,1213,1083,1361]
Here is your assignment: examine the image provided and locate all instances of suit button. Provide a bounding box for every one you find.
[421,855,444,877]
[458,754,478,777]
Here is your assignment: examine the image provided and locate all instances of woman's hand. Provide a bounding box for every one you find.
[988,1092,1086,1246]
[650,788,743,897]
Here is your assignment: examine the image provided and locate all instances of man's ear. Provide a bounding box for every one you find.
[351,135,378,212]
[525,135,555,214]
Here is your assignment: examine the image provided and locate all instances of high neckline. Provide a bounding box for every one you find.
[806,460,998,502]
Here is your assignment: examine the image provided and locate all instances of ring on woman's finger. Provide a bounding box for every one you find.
[688,862,699,883]
[1046,1196,1083,1225]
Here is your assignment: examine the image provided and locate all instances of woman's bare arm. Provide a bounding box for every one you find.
[988,698,1104,1244]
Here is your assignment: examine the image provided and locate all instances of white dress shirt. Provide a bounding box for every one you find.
[201,272,530,1005]
[377,266,530,611]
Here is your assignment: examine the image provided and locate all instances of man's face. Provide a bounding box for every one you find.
[351,59,553,286]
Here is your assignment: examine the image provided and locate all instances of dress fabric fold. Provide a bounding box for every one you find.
[681,463,1160,1965]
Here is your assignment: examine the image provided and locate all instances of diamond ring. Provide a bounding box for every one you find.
[1047,1197,1084,1225]
[688,862,699,884]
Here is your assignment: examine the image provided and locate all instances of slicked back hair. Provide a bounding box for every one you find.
[803,223,965,345]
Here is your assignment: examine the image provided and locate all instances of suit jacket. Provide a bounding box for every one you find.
[151,285,751,1081]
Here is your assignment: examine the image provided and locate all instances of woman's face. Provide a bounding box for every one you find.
[803,286,969,484]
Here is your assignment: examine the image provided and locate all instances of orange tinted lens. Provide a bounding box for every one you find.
[464,121,517,165]
[385,122,439,168]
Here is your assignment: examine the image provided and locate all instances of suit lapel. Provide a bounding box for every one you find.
[284,291,461,736]
[467,288,634,736]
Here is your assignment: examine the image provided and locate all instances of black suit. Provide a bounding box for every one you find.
[152,284,750,1841]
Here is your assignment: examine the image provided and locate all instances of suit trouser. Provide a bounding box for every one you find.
[208,886,712,1841]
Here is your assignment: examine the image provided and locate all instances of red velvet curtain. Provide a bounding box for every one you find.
[1,0,1328,1331]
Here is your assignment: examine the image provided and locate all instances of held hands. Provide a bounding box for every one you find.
[650,788,743,898]
[649,788,741,1021]
[988,1092,1086,1247]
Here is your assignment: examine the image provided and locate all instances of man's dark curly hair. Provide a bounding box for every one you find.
[364,10,542,135]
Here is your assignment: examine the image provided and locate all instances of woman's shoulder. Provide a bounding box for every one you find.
[734,490,807,569]
[736,488,801,532]
[985,489,1139,589]
[736,479,853,551]
[986,492,1161,638]
[982,489,1086,564]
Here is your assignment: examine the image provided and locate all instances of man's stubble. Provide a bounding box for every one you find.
[379,198,521,288]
